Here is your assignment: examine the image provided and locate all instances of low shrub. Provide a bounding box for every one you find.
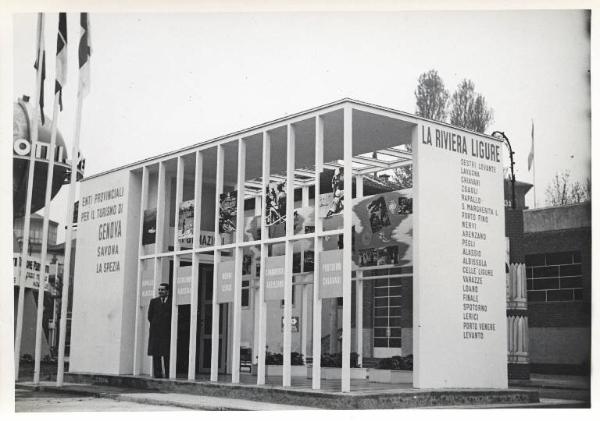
[375,354,413,370]
[320,352,360,368]
[265,352,304,366]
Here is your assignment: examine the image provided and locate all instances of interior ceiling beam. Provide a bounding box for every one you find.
[379,148,412,160]
[352,156,391,169]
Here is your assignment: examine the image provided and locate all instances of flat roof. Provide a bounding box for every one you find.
[83,98,502,181]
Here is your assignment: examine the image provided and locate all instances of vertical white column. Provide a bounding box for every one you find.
[152,162,167,377]
[232,139,246,383]
[341,105,353,392]
[411,124,422,388]
[300,186,309,363]
[133,167,149,375]
[257,132,270,385]
[312,115,324,389]
[252,196,261,367]
[188,151,203,380]
[211,145,224,381]
[169,157,184,379]
[282,124,295,387]
[355,175,363,368]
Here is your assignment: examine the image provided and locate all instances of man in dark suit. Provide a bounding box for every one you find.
[148,283,172,378]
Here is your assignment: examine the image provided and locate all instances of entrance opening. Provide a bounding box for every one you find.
[171,262,228,376]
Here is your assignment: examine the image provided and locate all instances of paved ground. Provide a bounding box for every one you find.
[13,372,591,411]
[15,388,189,412]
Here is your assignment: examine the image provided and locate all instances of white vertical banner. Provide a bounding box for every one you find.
[413,122,507,389]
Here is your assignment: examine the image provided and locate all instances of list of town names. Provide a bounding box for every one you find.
[460,158,499,340]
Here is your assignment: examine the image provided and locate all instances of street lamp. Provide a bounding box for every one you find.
[491,131,516,210]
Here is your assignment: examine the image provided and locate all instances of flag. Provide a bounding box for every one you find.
[78,13,91,98]
[55,13,67,111]
[33,14,46,125]
[528,121,534,171]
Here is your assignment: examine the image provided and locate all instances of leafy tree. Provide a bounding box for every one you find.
[414,69,449,121]
[545,170,591,206]
[449,79,493,133]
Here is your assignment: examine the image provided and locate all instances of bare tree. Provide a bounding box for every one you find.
[449,79,494,133]
[545,170,591,206]
[414,69,449,121]
[391,144,413,189]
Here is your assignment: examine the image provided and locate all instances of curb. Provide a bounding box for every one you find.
[16,383,245,411]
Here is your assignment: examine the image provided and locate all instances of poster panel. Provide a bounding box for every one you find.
[319,249,343,299]
[142,208,157,245]
[293,206,315,235]
[177,200,194,248]
[244,215,261,241]
[176,265,192,305]
[219,191,237,234]
[352,190,413,267]
[264,255,285,301]
[265,181,287,227]
[216,260,235,303]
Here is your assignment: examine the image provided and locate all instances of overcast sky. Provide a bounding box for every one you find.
[11,10,591,241]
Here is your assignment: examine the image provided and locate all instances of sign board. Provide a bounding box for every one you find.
[319,249,343,299]
[414,122,507,388]
[13,255,50,291]
[264,256,285,301]
[281,316,300,332]
[176,265,192,305]
[216,260,235,303]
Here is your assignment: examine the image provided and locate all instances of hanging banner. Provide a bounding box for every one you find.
[140,277,154,307]
[177,200,194,248]
[176,265,192,305]
[352,190,413,267]
[219,191,237,234]
[216,260,235,303]
[264,255,285,301]
[319,249,343,299]
[142,208,157,245]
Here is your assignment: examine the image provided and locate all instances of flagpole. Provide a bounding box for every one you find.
[33,95,61,384]
[532,120,537,208]
[56,93,83,386]
[15,12,45,380]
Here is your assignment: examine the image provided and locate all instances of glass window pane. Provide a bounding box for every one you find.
[525,254,546,266]
[560,276,583,289]
[547,289,573,302]
[374,297,388,307]
[374,307,388,317]
[528,290,546,302]
[374,338,388,347]
[533,278,559,290]
[547,252,574,265]
[532,266,559,278]
[388,317,402,327]
[389,338,402,348]
[560,264,582,277]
